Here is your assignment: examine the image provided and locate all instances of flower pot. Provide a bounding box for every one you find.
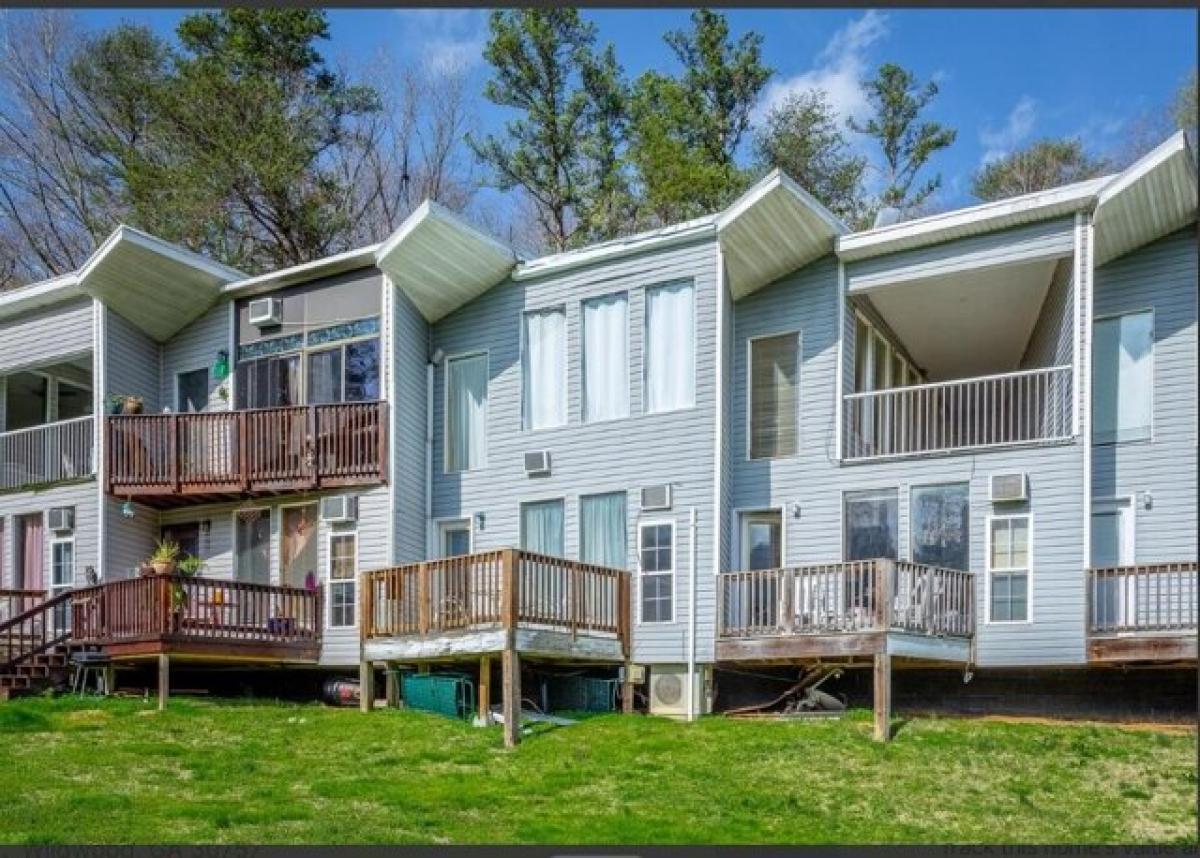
[151,561,176,576]
[121,396,144,415]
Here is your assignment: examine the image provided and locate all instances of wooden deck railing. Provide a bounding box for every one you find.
[106,402,386,499]
[0,416,94,491]
[0,590,73,671]
[362,549,631,655]
[844,365,1073,460]
[718,559,974,640]
[0,589,44,624]
[1088,562,1198,635]
[70,575,321,656]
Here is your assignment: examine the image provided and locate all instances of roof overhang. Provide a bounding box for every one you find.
[375,200,518,323]
[717,170,848,299]
[223,244,381,299]
[837,176,1112,263]
[1092,130,1198,266]
[0,273,85,322]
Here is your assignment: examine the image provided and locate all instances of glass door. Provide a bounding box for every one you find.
[1091,500,1134,628]
[280,504,319,589]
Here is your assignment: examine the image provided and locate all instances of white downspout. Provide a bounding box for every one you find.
[687,506,697,722]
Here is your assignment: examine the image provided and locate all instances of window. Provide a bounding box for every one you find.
[910,483,970,571]
[749,333,800,458]
[740,510,782,571]
[580,492,627,568]
[445,353,488,472]
[177,369,209,413]
[1091,499,1134,629]
[161,522,201,560]
[522,307,566,430]
[234,509,271,586]
[988,516,1030,622]
[1093,311,1153,444]
[328,532,357,628]
[438,520,471,558]
[4,371,48,430]
[520,499,564,557]
[843,489,898,561]
[308,339,381,404]
[582,294,629,422]
[639,521,674,623]
[644,281,695,413]
[50,537,74,592]
[235,354,301,410]
[56,380,92,420]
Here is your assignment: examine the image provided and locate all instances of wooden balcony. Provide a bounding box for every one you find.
[843,365,1073,460]
[1087,562,1197,663]
[716,559,975,663]
[70,574,322,663]
[362,549,631,664]
[105,402,386,506]
[0,416,94,492]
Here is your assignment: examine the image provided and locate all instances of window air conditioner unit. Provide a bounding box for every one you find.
[990,473,1028,504]
[523,450,551,477]
[248,296,282,327]
[48,507,74,532]
[641,484,672,511]
[320,495,358,524]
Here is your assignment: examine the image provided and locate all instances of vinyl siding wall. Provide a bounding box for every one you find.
[390,282,429,564]
[1021,257,1075,369]
[0,482,99,589]
[430,238,720,664]
[0,298,94,374]
[1091,228,1197,563]
[730,242,1089,667]
[160,301,231,411]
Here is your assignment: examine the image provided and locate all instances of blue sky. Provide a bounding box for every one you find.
[78,8,1196,209]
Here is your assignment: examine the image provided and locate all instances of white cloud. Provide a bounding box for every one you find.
[394,10,488,74]
[755,10,889,125]
[979,96,1038,165]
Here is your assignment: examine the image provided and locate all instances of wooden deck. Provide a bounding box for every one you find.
[361,549,631,664]
[1087,562,1197,664]
[105,402,387,507]
[715,559,975,664]
[70,575,322,663]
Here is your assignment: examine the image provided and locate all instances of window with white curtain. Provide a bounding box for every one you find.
[522,307,567,430]
[520,499,565,557]
[749,332,800,458]
[1093,311,1153,444]
[644,281,695,414]
[582,293,629,422]
[445,353,488,473]
[580,492,627,568]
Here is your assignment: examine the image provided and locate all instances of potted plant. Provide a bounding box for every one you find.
[148,539,180,576]
[168,554,205,630]
[121,395,144,415]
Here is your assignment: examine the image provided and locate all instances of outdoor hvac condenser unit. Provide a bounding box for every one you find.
[989,472,1029,503]
[320,495,358,524]
[248,296,282,327]
[647,665,707,718]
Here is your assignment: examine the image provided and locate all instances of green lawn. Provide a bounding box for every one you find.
[0,695,1194,845]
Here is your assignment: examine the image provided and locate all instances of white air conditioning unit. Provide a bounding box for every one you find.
[523,450,551,477]
[648,664,708,719]
[641,484,672,511]
[990,472,1029,503]
[248,296,282,327]
[320,495,358,523]
[48,507,74,532]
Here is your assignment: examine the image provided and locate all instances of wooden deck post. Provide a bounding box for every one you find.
[157,653,169,711]
[359,659,375,712]
[873,651,891,742]
[502,647,520,748]
[621,661,635,714]
[384,663,399,708]
[478,655,492,724]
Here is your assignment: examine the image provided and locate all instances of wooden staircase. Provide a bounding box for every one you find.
[0,590,75,700]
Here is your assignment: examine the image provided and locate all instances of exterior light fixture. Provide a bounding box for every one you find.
[212,349,230,381]
[121,499,135,519]
[474,511,485,531]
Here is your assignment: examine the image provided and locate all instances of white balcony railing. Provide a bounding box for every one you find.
[843,365,1073,460]
[0,416,95,491]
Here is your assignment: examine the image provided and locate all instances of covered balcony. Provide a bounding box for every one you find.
[105,401,386,506]
[0,359,95,492]
[842,247,1077,461]
[1087,562,1197,663]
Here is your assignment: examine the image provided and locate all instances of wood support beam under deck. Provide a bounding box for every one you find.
[157,653,169,711]
[478,655,492,725]
[502,648,520,748]
[873,652,891,742]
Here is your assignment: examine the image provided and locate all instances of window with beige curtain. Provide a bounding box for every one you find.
[749,332,800,459]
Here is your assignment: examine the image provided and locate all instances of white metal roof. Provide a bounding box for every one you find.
[223,243,381,298]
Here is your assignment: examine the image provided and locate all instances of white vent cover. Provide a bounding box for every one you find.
[523,450,551,476]
[48,507,74,532]
[641,484,672,511]
[248,296,282,327]
[990,473,1029,503]
[319,495,358,523]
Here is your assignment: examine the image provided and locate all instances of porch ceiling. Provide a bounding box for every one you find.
[867,258,1058,380]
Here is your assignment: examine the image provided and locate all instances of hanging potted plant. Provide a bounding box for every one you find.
[147,539,181,576]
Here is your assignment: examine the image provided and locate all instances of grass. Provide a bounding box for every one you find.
[0,695,1194,845]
